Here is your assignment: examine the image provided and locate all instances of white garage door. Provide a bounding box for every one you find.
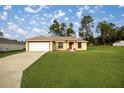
[29,42,49,51]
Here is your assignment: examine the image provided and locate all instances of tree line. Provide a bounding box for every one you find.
[0,15,124,46]
[0,31,3,37]
[49,15,124,45]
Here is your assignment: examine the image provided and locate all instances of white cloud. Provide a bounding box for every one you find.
[50,18,55,24]
[41,21,47,25]
[48,10,65,22]
[25,6,42,13]
[68,9,72,12]
[3,11,7,16]
[76,6,91,17]
[99,5,103,8]
[0,29,12,39]
[74,22,80,27]
[4,33,12,39]
[73,22,80,31]
[54,10,65,18]
[49,10,65,23]
[110,14,114,18]
[122,14,124,17]
[76,31,79,38]
[32,28,41,33]
[3,5,12,10]
[32,14,40,20]
[76,11,83,18]
[95,17,109,22]
[8,22,18,31]
[27,27,49,38]
[4,32,20,39]
[65,17,68,21]
[32,28,47,35]
[18,10,22,13]
[94,5,103,9]
[29,20,37,25]
[0,29,4,33]
[84,5,90,10]
[14,15,24,21]
[43,13,52,18]
[24,5,48,13]
[103,17,109,21]
[14,34,20,38]
[0,11,7,20]
[89,9,94,14]
[17,28,26,35]
[118,5,124,8]
[40,17,46,21]
[40,5,49,9]
[76,7,84,18]
[0,15,7,20]
[7,22,26,35]
[27,27,31,30]
[88,5,103,14]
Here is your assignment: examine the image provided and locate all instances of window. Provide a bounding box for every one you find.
[58,42,63,48]
[78,42,82,48]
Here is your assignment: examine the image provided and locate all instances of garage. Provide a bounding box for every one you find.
[28,42,49,51]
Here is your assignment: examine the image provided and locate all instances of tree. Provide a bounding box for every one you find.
[79,15,94,40]
[0,30,3,37]
[96,21,110,44]
[117,26,124,40]
[96,21,118,45]
[60,22,67,36]
[79,30,84,38]
[49,20,60,36]
[94,36,104,45]
[66,23,75,36]
[106,23,118,44]
[88,32,95,45]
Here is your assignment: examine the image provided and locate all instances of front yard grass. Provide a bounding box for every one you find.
[0,50,24,58]
[21,46,124,88]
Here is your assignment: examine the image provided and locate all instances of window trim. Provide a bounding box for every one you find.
[58,42,63,49]
[78,42,82,48]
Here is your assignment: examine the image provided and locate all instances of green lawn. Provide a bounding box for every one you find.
[0,50,24,58]
[21,46,124,88]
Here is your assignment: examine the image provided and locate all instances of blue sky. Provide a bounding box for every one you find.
[0,5,124,41]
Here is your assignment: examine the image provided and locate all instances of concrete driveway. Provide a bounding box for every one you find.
[0,51,47,88]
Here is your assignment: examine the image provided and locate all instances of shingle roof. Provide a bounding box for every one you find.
[50,36,77,41]
[26,35,88,42]
[26,35,52,41]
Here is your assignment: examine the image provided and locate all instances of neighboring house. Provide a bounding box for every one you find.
[0,37,25,51]
[113,40,124,46]
[26,35,88,51]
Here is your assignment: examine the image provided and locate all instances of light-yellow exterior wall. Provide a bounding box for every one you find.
[25,42,29,51]
[26,41,87,51]
[49,41,53,51]
[75,42,87,50]
[54,41,87,51]
[54,42,67,50]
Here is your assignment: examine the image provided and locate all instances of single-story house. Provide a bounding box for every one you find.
[0,37,25,51]
[25,35,88,51]
[113,40,124,46]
